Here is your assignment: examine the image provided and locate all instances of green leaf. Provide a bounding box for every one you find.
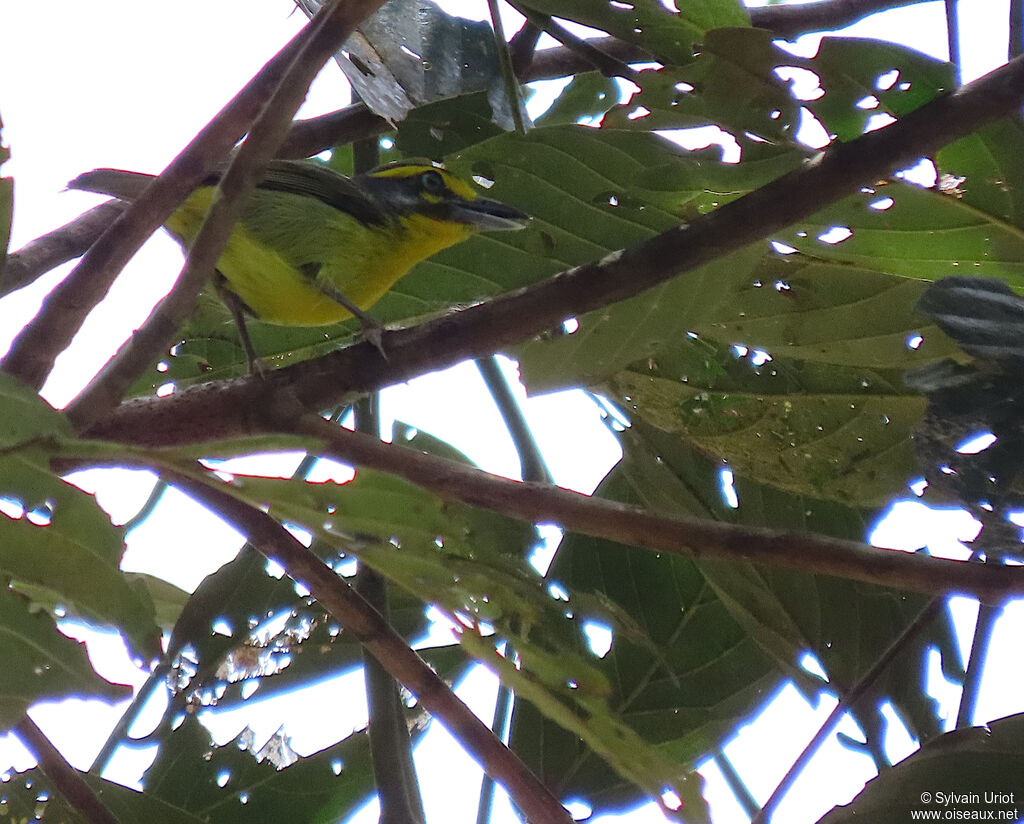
[144,716,375,824]
[128,571,191,633]
[780,179,1024,284]
[517,246,940,504]
[0,587,129,727]
[210,428,708,817]
[603,29,801,141]
[817,714,1024,823]
[936,118,1024,227]
[606,337,926,506]
[162,544,435,717]
[0,451,160,661]
[396,91,506,158]
[803,38,954,142]
[535,73,620,127]
[625,421,948,742]
[4,767,209,824]
[521,0,749,65]
[510,464,779,816]
[0,375,160,659]
[510,422,951,813]
[0,372,73,446]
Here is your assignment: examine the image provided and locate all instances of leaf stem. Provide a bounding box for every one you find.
[751,597,944,824]
[16,715,120,824]
[487,0,528,136]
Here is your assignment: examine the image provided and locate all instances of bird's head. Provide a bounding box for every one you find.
[357,161,530,234]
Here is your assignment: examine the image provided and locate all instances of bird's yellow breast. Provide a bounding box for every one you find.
[165,188,474,327]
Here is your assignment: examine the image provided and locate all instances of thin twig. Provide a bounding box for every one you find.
[1012,0,1024,61]
[0,202,127,297]
[15,715,120,824]
[954,601,998,728]
[163,466,572,824]
[751,598,945,824]
[63,0,388,432]
[946,0,962,84]
[88,664,170,776]
[89,52,1024,450]
[475,356,551,484]
[353,375,426,824]
[473,355,548,823]
[506,1,640,82]
[488,0,528,135]
[476,654,515,824]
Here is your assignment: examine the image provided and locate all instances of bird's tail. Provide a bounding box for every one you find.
[67,168,155,200]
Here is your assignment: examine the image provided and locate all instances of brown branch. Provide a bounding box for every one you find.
[253,410,1022,603]
[509,20,543,77]
[163,467,572,824]
[749,0,924,39]
[277,104,390,160]
[15,715,119,824]
[89,52,1024,448]
[63,0,390,433]
[506,1,640,82]
[0,202,127,298]
[0,12,331,392]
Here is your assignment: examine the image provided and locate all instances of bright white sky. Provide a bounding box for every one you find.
[0,2,1018,823]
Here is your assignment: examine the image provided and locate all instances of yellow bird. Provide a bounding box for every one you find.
[69,159,529,366]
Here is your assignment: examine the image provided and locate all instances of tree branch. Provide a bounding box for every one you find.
[0,202,127,298]
[63,0,390,433]
[0,7,333,391]
[162,467,572,824]
[15,715,120,824]
[505,0,640,82]
[89,52,1024,447]
[748,0,924,39]
[240,410,1024,603]
[0,0,909,298]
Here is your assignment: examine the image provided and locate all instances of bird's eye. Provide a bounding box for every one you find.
[420,170,445,193]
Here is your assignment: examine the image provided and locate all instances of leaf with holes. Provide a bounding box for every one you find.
[211,428,707,817]
[516,242,953,394]
[521,0,749,65]
[4,767,208,824]
[535,73,620,128]
[509,423,951,813]
[622,422,949,742]
[780,178,1024,285]
[605,337,926,505]
[0,587,130,726]
[509,461,781,816]
[162,545,436,718]
[144,715,375,823]
[603,28,801,142]
[0,451,160,661]
[936,117,1024,228]
[802,38,954,143]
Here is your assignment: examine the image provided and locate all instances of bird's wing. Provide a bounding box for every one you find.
[204,160,390,227]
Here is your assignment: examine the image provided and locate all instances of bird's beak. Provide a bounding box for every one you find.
[449,197,531,232]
